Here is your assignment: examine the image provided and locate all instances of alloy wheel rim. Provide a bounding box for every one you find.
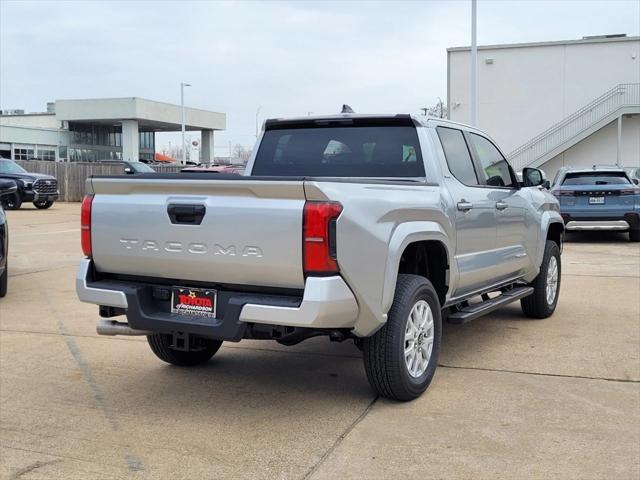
[404,299,434,378]
[546,256,559,305]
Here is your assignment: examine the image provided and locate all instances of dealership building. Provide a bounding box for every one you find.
[0,97,226,163]
[447,34,640,179]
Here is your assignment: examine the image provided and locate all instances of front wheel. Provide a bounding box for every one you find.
[2,193,21,210]
[521,240,561,319]
[0,264,7,298]
[147,333,222,366]
[33,201,54,209]
[362,274,442,401]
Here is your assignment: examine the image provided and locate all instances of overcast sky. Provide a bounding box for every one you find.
[1,0,639,155]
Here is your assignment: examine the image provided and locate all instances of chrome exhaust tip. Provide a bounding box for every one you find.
[97,319,151,336]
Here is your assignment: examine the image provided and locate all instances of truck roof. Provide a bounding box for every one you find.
[262,113,474,131]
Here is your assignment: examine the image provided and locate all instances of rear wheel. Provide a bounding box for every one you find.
[33,200,54,209]
[521,240,561,318]
[147,333,222,366]
[362,274,442,401]
[2,193,21,210]
[630,229,640,242]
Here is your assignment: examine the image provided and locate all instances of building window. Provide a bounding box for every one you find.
[14,148,35,160]
[37,148,56,161]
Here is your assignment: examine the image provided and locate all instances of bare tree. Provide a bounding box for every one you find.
[232,144,252,163]
[422,98,447,119]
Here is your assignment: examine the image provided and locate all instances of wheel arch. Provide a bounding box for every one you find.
[382,222,452,314]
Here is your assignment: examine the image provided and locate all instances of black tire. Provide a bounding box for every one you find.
[362,274,442,401]
[147,333,222,366]
[0,264,7,298]
[33,201,54,209]
[2,193,21,210]
[521,240,561,319]
[629,229,640,242]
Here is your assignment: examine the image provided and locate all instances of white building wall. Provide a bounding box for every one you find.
[448,37,640,152]
[541,115,640,179]
[0,114,59,129]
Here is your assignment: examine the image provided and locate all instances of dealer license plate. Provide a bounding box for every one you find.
[171,287,217,318]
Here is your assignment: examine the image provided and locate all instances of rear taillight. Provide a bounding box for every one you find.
[556,190,575,196]
[303,201,342,275]
[81,194,94,257]
[620,189,640,196]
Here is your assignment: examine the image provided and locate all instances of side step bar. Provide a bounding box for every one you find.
[447,286,534,325]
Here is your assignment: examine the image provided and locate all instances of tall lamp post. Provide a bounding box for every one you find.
[470,0,478,126]
[181,82,191,165]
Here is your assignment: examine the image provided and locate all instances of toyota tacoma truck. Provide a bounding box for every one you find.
[77,114,564,401]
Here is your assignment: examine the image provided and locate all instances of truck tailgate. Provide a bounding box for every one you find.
[89,176,306,289]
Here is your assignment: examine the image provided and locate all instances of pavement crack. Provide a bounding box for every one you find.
[438,363,639,383]
[10,459,61,479]
[301,396,379,480]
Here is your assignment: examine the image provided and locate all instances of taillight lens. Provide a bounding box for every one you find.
[556,190,575,196]
[303,201,342,275]
[620,189,640,196]
[81,194,94,257]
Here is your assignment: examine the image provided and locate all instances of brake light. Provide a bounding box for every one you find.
[620,189,640,196]
[303,201,342,275]
[556,190,575,196]
[81,194,94,257]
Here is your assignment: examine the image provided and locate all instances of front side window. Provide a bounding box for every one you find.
[253,125,425,177]
[468,133,515,188]
[436,127,478,185]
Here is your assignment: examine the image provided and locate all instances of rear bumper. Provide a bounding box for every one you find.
[562,212,640,231]
[76,259,359,340]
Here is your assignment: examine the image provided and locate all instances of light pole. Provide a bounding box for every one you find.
[181,82,191,165]
[470,0,478,126]
[255,105,262,138]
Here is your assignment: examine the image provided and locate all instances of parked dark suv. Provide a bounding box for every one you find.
[0,159,59,210]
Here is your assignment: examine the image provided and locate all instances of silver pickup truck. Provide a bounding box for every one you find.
[77,114,564,401]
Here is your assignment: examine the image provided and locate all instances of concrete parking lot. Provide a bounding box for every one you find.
[1,202,638,479]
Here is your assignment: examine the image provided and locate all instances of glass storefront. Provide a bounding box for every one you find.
[68,123,154,162]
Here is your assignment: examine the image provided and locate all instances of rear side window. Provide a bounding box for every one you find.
[252,126,425,177]
[436,127,478,185]
[562,172,631,185]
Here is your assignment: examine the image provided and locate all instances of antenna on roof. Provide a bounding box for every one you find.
[341,104,355,114]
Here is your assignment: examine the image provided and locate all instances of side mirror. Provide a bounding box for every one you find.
[0,179,17,197]
[124,167,133,174]
[633,178,639,186]
[523,167,545,187]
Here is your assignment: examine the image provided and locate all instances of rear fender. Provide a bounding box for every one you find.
[382,222,453,313]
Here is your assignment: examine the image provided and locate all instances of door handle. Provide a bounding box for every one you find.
[457,201,473,212]
[167,204,206,225]
[496,201,509,211]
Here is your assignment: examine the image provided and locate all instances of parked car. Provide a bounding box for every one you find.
[181,164,245,174]
[0,179,17,297]
[99,160,156,175]
[551,166,640,242]
[0,159,59,210]
[76,113,564,401]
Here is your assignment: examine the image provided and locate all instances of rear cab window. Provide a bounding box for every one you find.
[561,172,631,185]
[252,118,425,178]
